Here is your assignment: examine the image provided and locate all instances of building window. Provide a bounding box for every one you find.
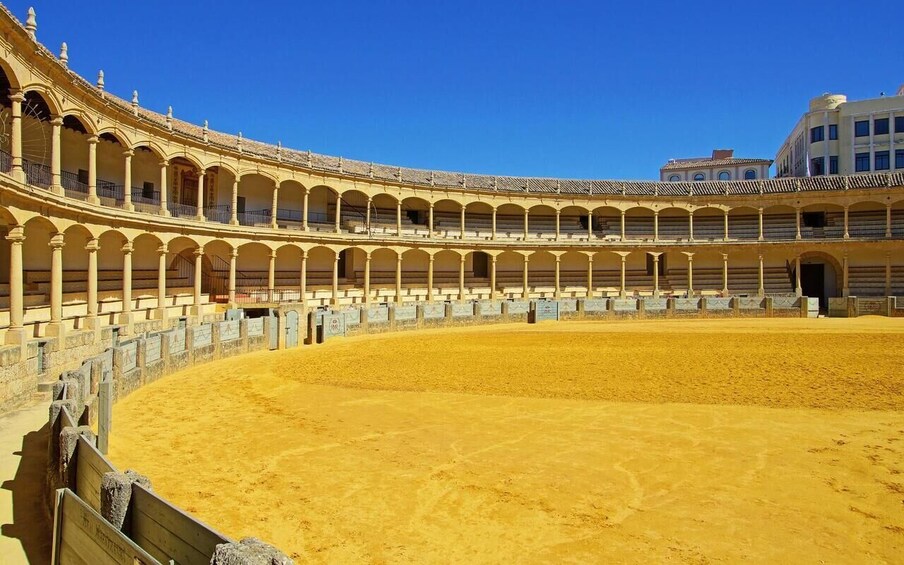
[693,173,705,181]
[896,116,904,133]
[855,152,870,172]
[875,151,890,170]
[874,118,889,135]
[829,156,838,175]
[897,149,904,169]
[810,157,825,176]
[855,120,870,137]
[744,169,756,180]
[810,126,824,142]
[141,182,155,199]
[718,171,730,180]
[668,175,680,182]
[829,124,838,140]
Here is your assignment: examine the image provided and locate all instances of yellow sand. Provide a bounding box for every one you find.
[109,318,904,563]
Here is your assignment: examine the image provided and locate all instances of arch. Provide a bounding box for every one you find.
[0,56,21,90]
[21,86,60,117]
[61,111,97,135]
[130,141,166,160]
[718,171,731,181]
[693,173,705,182]
[668,175,680,182]
[744,169,757,180]
[307,185,339,226]
[798,250,843,308]
[236,167,279,185]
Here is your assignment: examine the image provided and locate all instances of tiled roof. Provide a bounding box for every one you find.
[661,157,773,171]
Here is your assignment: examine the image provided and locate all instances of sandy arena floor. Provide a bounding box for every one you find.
[109,318,904,563]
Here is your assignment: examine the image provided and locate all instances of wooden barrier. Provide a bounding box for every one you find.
[130,483,230,565]
[74,435,114,513]
[51,488,161,565]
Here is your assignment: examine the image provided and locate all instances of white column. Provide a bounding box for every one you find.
[230,178,239,225]
[270,182,278,228]
[50,117,62,194]
[757,254,765,296]
[268,250,276,302]
[587,211,593,239]
[619,254,627,298]
[229,248,238,305]
[795,256,802,297]
[334,196,342,233]
[298,250,307,304]
[886,253,892,296]
[554,256,561,299]
[396,201,402,236]
[586,256,594,298]
[302,189,309,231]
[8,92,24,182]
[395,253,403,303]
[193,248,204,309]
[795,208,801,240]
[363,252,371,304]
[427,255,434,302]
[522,254,530,299]
[653,211,659,242]
[555,210,561,241]
[723,210,729,241]
[87,136,99,204]
[428,204,434,235]
[458,254,466,300]
[490,255,497,300]
[686,253,694,296]
[620,210,626,240]
[5,227,25,343]
[159,160,170,216]
[196,169,206,221]
[651,253,660,298]
[331,252,339,305]
[157,243,168,319]
[688,211,694,241]
[842,206,849,239]
[47,233,65,334]
[757,208,764,240]
[491,208,497,240]
[86,239,99,323]
[122,150,134,211]
[722,253,729,295]
[120,242,134,326]
[842,253,849,297]
[523,209,529,240]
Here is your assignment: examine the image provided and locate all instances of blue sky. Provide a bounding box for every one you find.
[11,0,904,179]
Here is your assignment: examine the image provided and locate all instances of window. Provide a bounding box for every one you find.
[810,157,824,176]
[744,169,756,180]
[802,212,826,228]
[668,175,680,182]
[77,169,88,185]
[875,151,890,170]
[897,150,904,169]
[829,156,838,175]
[855,120,870,137]
[896,116,904,133]
[810,126,824,142]
[718,171,730,180]
[874,118,889,135]
[693,173,705,181]
[829,124,838,140]
[142,181,154,199]
[855,152,870,172]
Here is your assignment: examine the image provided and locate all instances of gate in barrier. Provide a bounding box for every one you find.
[268,313,278,350]
[286,310,299,348]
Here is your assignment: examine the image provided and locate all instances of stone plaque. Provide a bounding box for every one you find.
[395,305,417,321]
[422,303,445,319]
[247,318,264,337]
[193,324,212,348]
[219,320,240,342]
[583,298,608,312]
[145,335,161,363]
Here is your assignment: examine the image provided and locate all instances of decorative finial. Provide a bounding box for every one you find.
[166,106,173,130]
[369,162,374,178]
[59,42,68,67]
[338,156,343,173]
[131,90,139,115]
[25,7,36,40]
[96,70,104,91]
[276,141,282,161]
[307,150,312,167]
[237,132,243,154]
[202,120,209,143]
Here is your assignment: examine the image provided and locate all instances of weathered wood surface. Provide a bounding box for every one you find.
[75,436,115,513]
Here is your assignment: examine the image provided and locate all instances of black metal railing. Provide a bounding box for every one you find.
[237,209,271,226]
[24,159,51,188]
[131,188,161,213]
[0,149,10,173]
[167,201,199,219]
[204,205,232,224]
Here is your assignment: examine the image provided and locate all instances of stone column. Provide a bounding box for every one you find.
[460,207,466,239]
[757,208,764,241]
[395,253,403,303]
[396,201,402,236]
[122,150,134,211]
[193,248,204,312]
[757,254,765,296]
[195,169,206,221]
[653,211,659,242]
[8,92,24,182]
[522,254,530,299]
[5,227,25,344]
[302,189,309,231]
[47,233,65,336]
[490,255,497,300]
[156,243,168,321]
[795,256,802,297]
[688,211,694,241]
[619,254,627,298]
[491,207,497,241]
[427,255,435,302]
[795,208,801,240]
[523,209,529,240]
[554,256,561,299]
[331,252,339,305]
[298,249,306,305]
[586,256,594,298]
[334,196,342,234]
[230,178,239,225]
[651,253,661,298]
[555,210,561,241]
[120,242,134,327]
[50,117,63,194]
[363,252,371,304]
[886,205,893,238]
[620,210,626,240]
[723,210,729,241]
[686,253,694,296]
[428,204,434,235]
[228,248,237,305]
[267,250,276,302]
[270,182,278,228]
[458,254,466,301]
[886,252,892,296]
[722,253,729,295]
[587,211,593,239]
[87,136,99,204]
[843,205,850,239]
[842,253,849,297]
[86,239,99,326]
[159,160,170,216]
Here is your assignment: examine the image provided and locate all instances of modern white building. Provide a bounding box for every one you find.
[660,149,772,182]
[775,86,904,178]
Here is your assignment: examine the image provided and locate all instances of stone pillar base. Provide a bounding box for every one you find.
[50,184,63,195]
[190,305,204,317]
[84,316,101,331]
[4,327,28,346]
[124,203,135,212]
[118,312,134,334]
[87,196,100,205]
[45,322,67,340]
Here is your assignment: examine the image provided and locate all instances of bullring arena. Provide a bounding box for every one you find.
[0,4,901,564]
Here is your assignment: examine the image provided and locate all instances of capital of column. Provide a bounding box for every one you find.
[491,255,497,263]
[48,233,65,249]
[230,248,239,259]
[8,91,24,103]
[159,159,170,167]
[5,226,25,244]
[121,242,134,254]
[157,243,168,255]
[123,149,134,158]
[50,116,63,127]
[87,135,99,145]
[194,248,205,258]
[85,238,100,252]
[269,250,277,259]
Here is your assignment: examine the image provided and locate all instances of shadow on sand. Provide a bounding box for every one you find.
[1,422,53,563]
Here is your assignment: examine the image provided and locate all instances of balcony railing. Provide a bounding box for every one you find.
[205,205,232,224]
[24,160,51,189]
[132,188,161,214]
[0,149,10,173]
[167,201,199,219]
[237,209,272,227]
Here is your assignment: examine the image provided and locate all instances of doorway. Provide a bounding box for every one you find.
[800,264,825,309]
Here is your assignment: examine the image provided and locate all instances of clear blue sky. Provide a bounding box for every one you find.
[11,0,904,180]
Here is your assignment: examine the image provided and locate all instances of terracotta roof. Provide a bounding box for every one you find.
[661,157,773,171]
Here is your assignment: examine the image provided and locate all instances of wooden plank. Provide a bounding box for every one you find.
[131,484,230,565]
[60,405,77,429]
[97,378,113,454]
[57,489,161,565]
[75,436,116,513]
